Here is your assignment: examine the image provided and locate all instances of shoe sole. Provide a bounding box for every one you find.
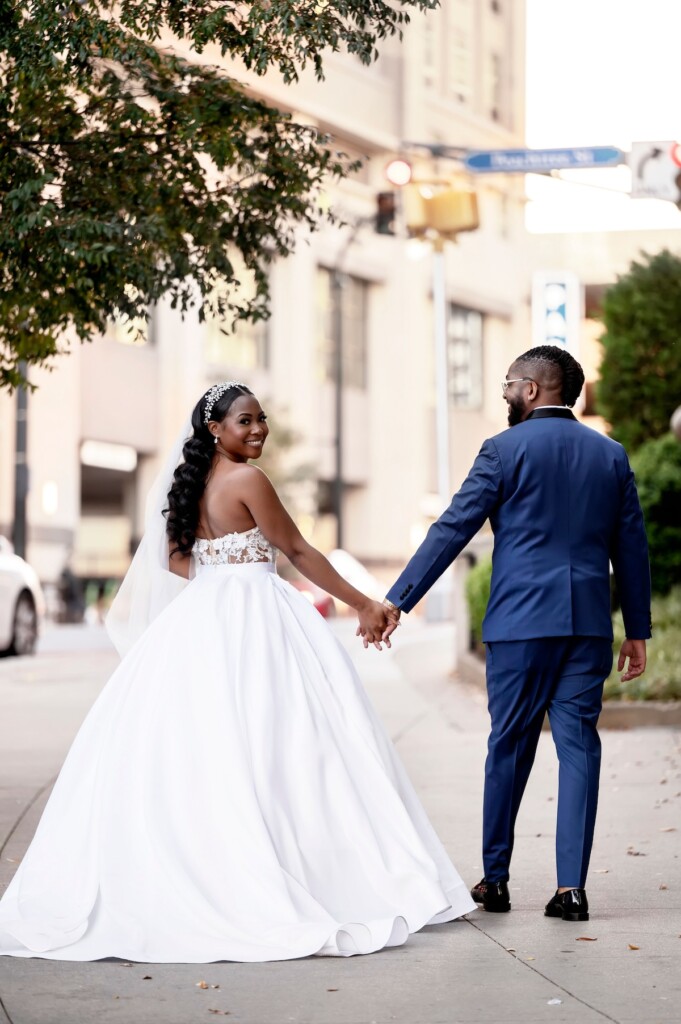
[471,894,511,913]
[545,909,589,921]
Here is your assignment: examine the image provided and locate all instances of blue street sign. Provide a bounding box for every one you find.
[463,146,624,174]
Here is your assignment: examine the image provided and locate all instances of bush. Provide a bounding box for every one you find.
[465,554,492,651]
[596,250,681,452]
[604,587,681,701]
[463,564,681,701]
[630,433,681,595]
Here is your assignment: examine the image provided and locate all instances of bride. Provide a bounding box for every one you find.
[0,382,475,963]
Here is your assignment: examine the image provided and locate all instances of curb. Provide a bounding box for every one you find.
[455,651,681,729]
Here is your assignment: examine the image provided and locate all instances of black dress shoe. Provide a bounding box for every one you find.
[544,888,589,922]
[470,878,511,913]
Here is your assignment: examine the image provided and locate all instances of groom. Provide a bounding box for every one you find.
[382,345,651,922]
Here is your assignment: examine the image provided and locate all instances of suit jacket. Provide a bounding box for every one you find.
[386,408,652,642]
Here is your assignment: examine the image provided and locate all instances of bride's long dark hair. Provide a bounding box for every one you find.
[165,383,253,556]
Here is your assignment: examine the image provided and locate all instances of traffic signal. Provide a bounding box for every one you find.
[375,191,396,235]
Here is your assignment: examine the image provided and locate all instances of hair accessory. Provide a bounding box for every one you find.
[203,381,247,425]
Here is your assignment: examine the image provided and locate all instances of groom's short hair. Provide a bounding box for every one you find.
[514,345,585,407]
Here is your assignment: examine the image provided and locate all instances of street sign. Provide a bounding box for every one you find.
[629,141,681,202]
[463,146,624,174]
[532,271,582,356]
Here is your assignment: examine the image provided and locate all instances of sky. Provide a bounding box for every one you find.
[525,0,681,232]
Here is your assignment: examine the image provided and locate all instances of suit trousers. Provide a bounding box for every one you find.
[482,636,613,888]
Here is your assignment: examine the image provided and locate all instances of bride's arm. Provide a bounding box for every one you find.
[237,467,396,646]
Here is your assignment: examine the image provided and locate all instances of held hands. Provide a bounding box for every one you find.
[617,638,647,682]
[355,599,401,651]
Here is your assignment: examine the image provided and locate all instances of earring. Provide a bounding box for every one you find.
[213,436,218,445]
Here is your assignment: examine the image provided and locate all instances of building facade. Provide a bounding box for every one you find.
[1,1,532,600]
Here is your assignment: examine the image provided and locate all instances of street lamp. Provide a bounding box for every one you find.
[385,158,413,187]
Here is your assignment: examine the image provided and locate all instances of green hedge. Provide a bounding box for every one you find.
[631,433,681,596]
[604,586,681,701]
[465,554,493,652]
[464,560,681,701]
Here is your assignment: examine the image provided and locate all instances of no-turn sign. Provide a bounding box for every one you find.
[629,141,681,203]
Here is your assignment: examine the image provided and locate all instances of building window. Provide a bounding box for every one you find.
[423,16,438,89]
[204,257,269,371]
[205,311,269,371]
[447,25,473,103]
[316,268,369,390]
[486,52,503,122]
[447,305,483,408]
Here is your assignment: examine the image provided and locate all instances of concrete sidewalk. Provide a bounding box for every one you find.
[0,621,679,1024]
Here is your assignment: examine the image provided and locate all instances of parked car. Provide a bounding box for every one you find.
[277,557,336,618]
[0,537,45,656]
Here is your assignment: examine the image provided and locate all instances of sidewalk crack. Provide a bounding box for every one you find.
[0,774,58,860]
[465,918,622,1024]
[0,992,15,1024]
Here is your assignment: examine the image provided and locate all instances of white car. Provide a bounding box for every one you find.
[0,537,45,656]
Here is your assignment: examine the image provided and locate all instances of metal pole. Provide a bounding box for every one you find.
[12,361,29,558]
[432,242,450,505]
[331,268,344,550]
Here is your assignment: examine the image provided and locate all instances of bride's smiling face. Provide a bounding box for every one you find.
[209,395,269,462]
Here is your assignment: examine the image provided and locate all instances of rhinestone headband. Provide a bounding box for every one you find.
[203,381,247,424]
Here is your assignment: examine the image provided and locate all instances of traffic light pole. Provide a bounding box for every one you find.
[432,241,451,505]
[330,217,372,550]
[330,266,344,551]
[12,362,29,559]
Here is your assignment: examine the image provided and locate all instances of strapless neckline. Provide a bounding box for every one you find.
[194,525,260,544]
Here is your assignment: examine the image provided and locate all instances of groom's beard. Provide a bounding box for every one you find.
[507,398,525,427]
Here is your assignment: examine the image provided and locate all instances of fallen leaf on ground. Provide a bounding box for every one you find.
[547,998,562,1005]
[628,943,640,950]
[525,956,536,961]
[505,947,516,952]
[627,849,647,856]
[576,937,597,942]
[660,827,677,832]
[327,988,339,992]
[142,975,152,980]
[210,985,220,989]
[594,869,609,873]
[207,1011,230,1016]
[196,980,209,989]
[659,884,668,890]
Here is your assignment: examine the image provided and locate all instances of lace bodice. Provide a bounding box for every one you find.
[193,526,275,566]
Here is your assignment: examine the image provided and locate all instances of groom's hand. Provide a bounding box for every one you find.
[617,638,647,681]
[381,599,401,642]
[355,600,393,650]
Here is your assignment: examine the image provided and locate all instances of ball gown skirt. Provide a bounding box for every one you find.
[0,556,475,962]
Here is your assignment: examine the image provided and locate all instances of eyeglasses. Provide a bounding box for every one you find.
[501,377,536,396]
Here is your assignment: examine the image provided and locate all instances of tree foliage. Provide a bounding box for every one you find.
[0,0,436,390]
[596,249,681,452]
[631,432,681,596]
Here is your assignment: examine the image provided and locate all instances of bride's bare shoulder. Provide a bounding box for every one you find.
[212,463,274,492]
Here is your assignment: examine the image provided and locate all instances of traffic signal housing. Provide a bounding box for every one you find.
[375,191,396,235]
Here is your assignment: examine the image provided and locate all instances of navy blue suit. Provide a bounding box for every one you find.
[387,408,651,886]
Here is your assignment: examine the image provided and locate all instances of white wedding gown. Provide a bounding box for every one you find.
[0,528,475,963]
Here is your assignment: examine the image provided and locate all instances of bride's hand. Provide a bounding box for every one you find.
[355,600,393,651]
